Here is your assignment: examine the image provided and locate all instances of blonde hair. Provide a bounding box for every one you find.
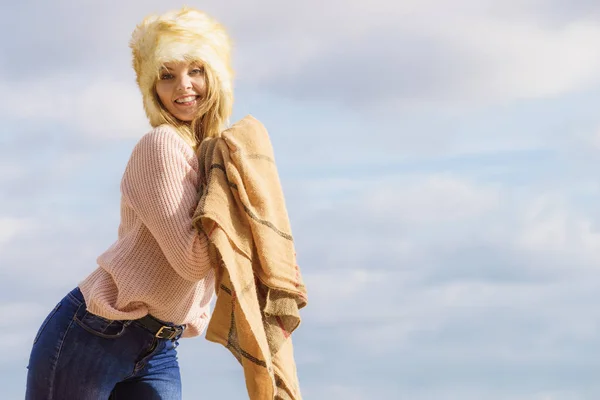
[130,7,234,149]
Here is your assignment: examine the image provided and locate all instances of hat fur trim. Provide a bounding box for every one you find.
[130,7,234,127]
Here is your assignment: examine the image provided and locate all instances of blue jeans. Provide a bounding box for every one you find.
[26,287,183,399]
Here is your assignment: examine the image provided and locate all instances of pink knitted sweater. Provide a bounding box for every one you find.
[79,125,215,338]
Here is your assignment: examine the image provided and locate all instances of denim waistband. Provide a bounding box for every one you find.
[67,286,85,306]
[68,287,183,329]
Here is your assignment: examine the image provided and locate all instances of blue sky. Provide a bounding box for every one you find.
[2,1,600,399]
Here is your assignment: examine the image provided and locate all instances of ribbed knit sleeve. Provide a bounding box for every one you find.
[120,126,212,282]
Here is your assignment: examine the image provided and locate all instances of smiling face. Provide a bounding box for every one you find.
[155,61,207,122]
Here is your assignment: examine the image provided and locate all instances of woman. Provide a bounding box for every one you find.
[26,7,233,399]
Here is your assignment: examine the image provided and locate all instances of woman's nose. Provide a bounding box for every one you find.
[177,75,192,90]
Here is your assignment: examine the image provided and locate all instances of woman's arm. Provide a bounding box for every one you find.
[120,126,211,282]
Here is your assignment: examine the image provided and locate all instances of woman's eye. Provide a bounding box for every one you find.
[190,68,204,75]
[160,73,173,80]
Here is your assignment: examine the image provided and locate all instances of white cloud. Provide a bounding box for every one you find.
[366,175,501,223]
[0,77,149,139]
[515,192,600,267]
[0,164,25,181]
[440,18,600,103]
[293,171,600,378]
[0,302,48,362]
[5,0,600,111]
[1,2,600,399]
[303,384,367,400]
[222,0,600,107]
[0,217,35,246]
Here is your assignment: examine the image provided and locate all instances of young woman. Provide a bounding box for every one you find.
[26,7,233,399]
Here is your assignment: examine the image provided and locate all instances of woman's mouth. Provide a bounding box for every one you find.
[174,95,199,106]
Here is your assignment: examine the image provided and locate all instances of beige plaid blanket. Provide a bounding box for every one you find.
[192,115,308,399]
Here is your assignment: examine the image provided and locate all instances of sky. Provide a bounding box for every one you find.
[1,0,600,399]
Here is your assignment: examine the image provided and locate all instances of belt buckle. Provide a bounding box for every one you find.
[156,326,177,340]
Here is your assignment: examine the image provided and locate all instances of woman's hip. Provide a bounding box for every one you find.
[25,287,180,399]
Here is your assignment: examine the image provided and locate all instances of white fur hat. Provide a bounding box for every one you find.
[130,7,234,127]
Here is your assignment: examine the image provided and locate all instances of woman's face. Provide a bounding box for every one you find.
[155,61,207,122]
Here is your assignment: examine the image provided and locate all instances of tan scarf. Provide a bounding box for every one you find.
[193,115,308,399]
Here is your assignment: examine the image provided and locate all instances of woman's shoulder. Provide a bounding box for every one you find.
[138,124,187,146]
[133,125,194,159]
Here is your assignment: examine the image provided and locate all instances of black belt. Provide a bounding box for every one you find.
[136,315,185,340]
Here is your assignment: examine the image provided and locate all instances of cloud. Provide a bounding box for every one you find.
[0,77,149,139]
[2,2,600,399]
[232,0,600,108]
[0,217,35,246]
[3,148,600,399]
[293,171,599,379]
[0,302,48,361]
[365,175,501,223]
[4,0,600,114]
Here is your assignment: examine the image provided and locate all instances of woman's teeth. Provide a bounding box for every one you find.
[175,96,197,104]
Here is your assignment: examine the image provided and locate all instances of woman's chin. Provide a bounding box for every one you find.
[171,111,195,122]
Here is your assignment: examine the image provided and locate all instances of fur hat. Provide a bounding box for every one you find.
[130,7,234,127]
